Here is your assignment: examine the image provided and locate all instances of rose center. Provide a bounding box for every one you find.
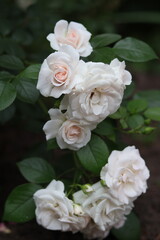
[67,125,81,139]
[52,65,68,86]
[55,71,67,82]
[66,30,80,48]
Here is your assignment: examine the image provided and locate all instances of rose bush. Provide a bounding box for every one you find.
[2,18,159,240]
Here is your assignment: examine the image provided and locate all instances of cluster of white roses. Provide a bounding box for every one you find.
[34,20,150,239]
[34,146,150,239]
[37,19,132,150]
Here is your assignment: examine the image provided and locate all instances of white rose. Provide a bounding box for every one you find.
[61,61,130,124]
[110,58,132,86]
[100,146,150,204]
[47,20,93,57]
[73,182,133,231]
[33,180,89,233]
[37,45,81,98]
[43,108,91,150]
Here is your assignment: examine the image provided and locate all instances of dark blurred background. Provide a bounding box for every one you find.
[1,0,160,69]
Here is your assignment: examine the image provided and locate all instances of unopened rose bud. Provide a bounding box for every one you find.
[73,204,84,215]
[142,127,155,134]
[100,179,107,187]
[81,184,93,194]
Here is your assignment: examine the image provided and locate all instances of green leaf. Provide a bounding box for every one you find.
[135,90,160,108]
[1,38,25,59]
[110,106,128,120]
[17,157,55,183]
[0,71,14,81]
[144,107,160,121]
[112,212,141,240]
[109,111,121,119]
[0,55,24,70]
[18,64,41,80]
[11,29,33,46]
[3,183,42,223]
[127,99,148,114]
[123,82,135,99]
[94,119,116,141]
[0,104,15,124]
[47,138,59,150]
[127,114,144,129]
[0,81,16,111]
[76,134,109,175]
[13,77,39,104]
[113,37,158,62]
[88,47,116,63]
[91,33,121,48]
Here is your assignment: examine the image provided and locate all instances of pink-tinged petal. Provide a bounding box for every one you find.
[54,20,68,38]
[46,33,59,50]
[80,43,93,57]
[37,59,53,97]
[58,45,79,64]
[69,21,88,32]
[49,86,66,98]
[43,119,63,140]
[48,108,65,121]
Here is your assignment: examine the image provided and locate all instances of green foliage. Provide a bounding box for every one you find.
[0,55,24,70]
[127,99,148,114]
[76,134,109,175]
[91,33,121,48]
[3,183,42,223]
[110,106,128,120]
[11,29,33,46]
[144,107,160,121]
[0,71,13,81]
[123,82,135,99]
[127,114,144,129]
[13,77,39,104]
[11,64,40,104]
[135,90,160,107]
[94,119,116,142]
[47,139,59,150]
[18,64,41,80]
[0,81,16,111]
[17,157,55,184]
[112,212,141,240]
[89,47,116,63]
[114,37,158,62]
[0,38,25,59]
